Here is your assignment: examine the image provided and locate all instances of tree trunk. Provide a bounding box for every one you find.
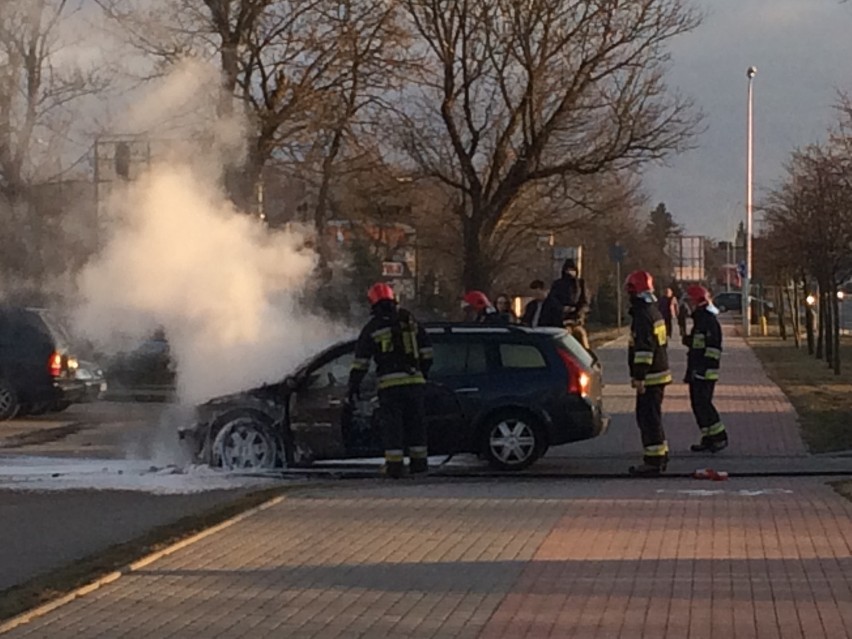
[803,277,815,355]
[824,288,833,364]
[833,283,842,375]
[786,281,800,348]
[776,284,787,340]
[461,215,491,292]
[816,285,824,360]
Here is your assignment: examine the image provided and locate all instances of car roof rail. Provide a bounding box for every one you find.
[424,321,537,335]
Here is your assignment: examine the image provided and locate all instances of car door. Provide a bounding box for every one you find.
[427,333,493,452]
[288,343,383,459]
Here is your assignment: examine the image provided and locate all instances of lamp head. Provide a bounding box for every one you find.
[747,66,757,79]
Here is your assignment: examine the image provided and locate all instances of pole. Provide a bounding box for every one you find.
[726,241,731,292]
[616,260,622,328]
[743,66,756,337]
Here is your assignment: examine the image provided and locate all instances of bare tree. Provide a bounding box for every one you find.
[763,143,852,373]
[98,0,407,233]
[0,0,106,282]
[395,0,702,289]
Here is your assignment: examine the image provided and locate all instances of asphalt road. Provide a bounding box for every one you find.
[0,402,273,592]
[0,489,250,591]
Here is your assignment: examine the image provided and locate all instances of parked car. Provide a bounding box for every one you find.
[103,330,175,401]
[0,306,87,420]
[179,324,609,472]
[712,292,774,314]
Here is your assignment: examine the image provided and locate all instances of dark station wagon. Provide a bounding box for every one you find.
[179,324,609,472]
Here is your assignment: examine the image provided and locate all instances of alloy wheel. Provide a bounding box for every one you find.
[214,419,277,470]
[489,419,537,466]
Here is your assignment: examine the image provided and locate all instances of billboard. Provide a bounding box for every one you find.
[667,235,705,282]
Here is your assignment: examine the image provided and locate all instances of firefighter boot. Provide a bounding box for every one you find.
[691,429,728,453]
[629,455,668,477]
[409,457,429,475]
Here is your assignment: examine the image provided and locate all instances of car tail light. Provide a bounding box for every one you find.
[48,352,63,377]
[557,349,590,398]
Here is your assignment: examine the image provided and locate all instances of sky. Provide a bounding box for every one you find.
[58,0,852,243]
[642,0,852,240]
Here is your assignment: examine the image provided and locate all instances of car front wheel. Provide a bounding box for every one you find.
[212,416,279,471]
[0,380,20,421]
[481,410,547,471]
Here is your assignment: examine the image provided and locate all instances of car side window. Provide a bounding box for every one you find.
[306,351,354,389]
[499,343,547,369]
[431,340,488,375]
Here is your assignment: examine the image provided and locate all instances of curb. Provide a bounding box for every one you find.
[0,494,285,635]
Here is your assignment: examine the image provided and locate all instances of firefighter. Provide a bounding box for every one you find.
[461,290,502,324]
[684,284,729,453]
[625,270,672,476]
[348,283,433,478]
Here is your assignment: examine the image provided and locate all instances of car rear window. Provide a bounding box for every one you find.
[431,340,488,375]
[556,334,595,368]
[499,343,547,369]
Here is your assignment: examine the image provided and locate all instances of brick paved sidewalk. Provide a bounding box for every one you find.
[552,321,807,467]
[3,478,852,638]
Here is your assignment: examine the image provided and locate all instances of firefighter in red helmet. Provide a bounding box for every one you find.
[348,282,433,478]
[461,290,502,324]
[625,270,672,476]
[684,284,728,453]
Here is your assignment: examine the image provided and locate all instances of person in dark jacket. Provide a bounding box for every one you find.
[684,285,729,453]
[494,294,519,325]
[522,280,547,327]
[546,258,590,348]
[349,282,433,478]
[625,270,672,477]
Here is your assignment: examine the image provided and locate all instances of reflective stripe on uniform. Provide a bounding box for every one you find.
[409,446,428,459]
[419,347,434,359]
[692,333,706,349]
[378,372,425,389]
[385,449,404,462]
[644,370,672,386]
[644,442,669,457]
[700,427,710,435]
[705,347,721,360]
[707,422,726,436]
[633,351,653,365]
[696,369,719,381]
[351,357,370,371]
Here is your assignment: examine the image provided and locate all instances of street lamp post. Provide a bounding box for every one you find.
[743,66,757,337]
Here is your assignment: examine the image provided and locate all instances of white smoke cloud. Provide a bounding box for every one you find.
[74,163,342,404]
[72,59,346,407]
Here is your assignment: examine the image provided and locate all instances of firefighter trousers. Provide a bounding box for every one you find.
[636,385,668,467]
[689,380,727,443]
[378,384,428,477]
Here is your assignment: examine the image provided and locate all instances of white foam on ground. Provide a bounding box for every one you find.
[0,456,285,494]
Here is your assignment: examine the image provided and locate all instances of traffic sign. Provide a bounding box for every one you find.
[609,243,626,264]
[381,262,404,277]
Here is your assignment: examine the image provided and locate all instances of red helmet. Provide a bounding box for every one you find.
[624,270,654,296]
[686,284,710,306]
[367,282,395,305]
[462,290,491,312]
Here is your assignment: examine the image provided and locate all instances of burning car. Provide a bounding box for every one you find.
[179,324,608,472]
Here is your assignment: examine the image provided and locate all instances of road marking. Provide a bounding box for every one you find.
[656,488,794,496]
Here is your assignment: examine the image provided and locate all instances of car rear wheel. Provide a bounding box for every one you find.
[212,415,279,471]
[0,380,20,421]
[481,410,546,471]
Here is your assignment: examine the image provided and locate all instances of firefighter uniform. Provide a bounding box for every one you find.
[687,305,728,452]
[628,291,672,474]
[349,297,433,478]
